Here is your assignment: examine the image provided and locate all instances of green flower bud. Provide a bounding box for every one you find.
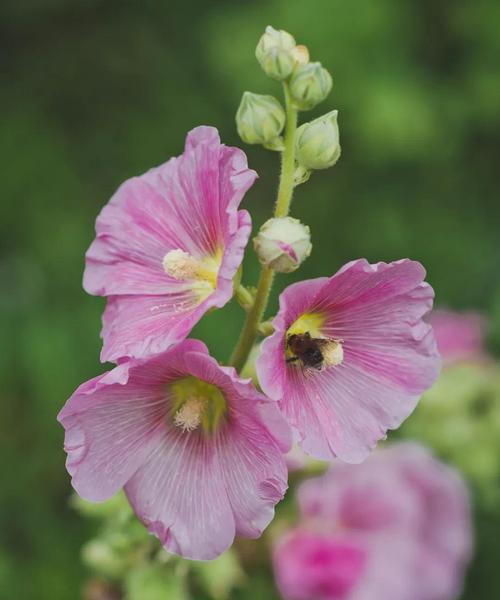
[295,110,341,170]
[289,62,332,111]
[256,26,296,80]
[82,539,127,579]
[236,92,285,150]
[254,217,312,273]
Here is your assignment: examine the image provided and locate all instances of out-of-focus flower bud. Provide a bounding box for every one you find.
[236,92,285,150]
[295,110,341,170]
[256,26,296,81]
[289,62,332,111]
[254,217,312,273]
[82,540,127,579]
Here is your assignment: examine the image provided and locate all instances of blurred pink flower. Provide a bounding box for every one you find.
[274,443,472,600]
[257,259,440,463]
[58,340,291,560]
[429,309,486,364]
[274,530,367,600]
[84,126,257,362]
[274,528,420,600]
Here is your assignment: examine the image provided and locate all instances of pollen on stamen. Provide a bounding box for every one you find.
[174,396,208,432]
[322,339,344,367]
[163,249,201,280]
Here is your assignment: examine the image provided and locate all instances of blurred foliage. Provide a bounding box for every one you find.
[1,0,500,598]
[398,361,500,598]
[72,493,251,600]
[401,362,500,507]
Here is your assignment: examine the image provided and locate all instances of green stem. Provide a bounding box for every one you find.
[229,85,298,372]
[275,85,298,217]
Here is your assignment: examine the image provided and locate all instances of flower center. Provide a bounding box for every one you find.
[285,312,344,369]
[287,312,325,338]
[162,248,222,293]
[173,396,208,432]
[170,376,227,434]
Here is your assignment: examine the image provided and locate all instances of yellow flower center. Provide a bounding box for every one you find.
[170,377,227,434]
[162,248,223,301]
[287,312,325,338]
[285,312,343,368]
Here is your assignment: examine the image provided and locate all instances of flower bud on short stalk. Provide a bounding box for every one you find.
[254,217,312,273]
[82,539,127,578]
[289,62,332,111]
[256,26,296,81]
[296,110,341,171]
[236,92,285,150]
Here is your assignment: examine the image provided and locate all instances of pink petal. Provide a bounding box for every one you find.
[125,426,236,560]
[217,402,289,539]
[257,259,441,462]
[100,294,208,363]
[99,210,251,363]
[293,443,473,600]
[273,529,367,600]
[84,127,256,297]
[430,309,486,364]
[58,373,164,502]
[83,126,256,361]
[123,352,289,560]
[59,341,290,560]
[58,340,208,501]
[382,444,473,569]
[298,460,421,534]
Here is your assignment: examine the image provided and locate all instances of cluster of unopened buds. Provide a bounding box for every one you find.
[58,26,441,561]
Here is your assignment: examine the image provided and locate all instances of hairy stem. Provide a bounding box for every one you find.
[275,85,298,217]
[229,85,298,371]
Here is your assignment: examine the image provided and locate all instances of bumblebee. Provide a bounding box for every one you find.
[286,332,343,371]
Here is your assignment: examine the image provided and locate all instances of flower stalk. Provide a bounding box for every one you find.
[230,84,298,371]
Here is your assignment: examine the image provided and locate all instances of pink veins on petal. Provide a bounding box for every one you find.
[83,126,257,362]
[257,259,441,463]
[57,340,291,561]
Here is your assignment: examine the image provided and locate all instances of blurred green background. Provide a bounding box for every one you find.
[1,0,500,598]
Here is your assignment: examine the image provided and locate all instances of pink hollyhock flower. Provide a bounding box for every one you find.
[257,259,440,462]
[273,530,367,600]
[277,443,472,600]
[429,309,486,365]
[273,529,416,600]
[58,340,291,560]
[84,126,257,362]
